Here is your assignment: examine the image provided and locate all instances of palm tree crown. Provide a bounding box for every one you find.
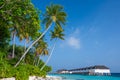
[43,4,67,29]
[51,26,65,40]
[14,4,67,67]
[35,38,48,56]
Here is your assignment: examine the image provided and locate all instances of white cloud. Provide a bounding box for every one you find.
[69,28,80,37]
[74,28,80,34]
[60,28,81,50]
[67,37,80,49]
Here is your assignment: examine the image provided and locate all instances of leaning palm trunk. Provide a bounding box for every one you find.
[40,38,57,71]
[14,25,52,67]
[12,32,16,58]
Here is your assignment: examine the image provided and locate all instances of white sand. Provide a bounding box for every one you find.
[0,75,62,80]
[0,77,15,80]
[29,76,62,80]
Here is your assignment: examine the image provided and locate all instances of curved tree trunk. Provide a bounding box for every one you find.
[14,25,52,67]
[40,38,57,71]
[12,31,16,58]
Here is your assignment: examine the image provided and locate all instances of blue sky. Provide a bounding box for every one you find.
[31,0,120,73]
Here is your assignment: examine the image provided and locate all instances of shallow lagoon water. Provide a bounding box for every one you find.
[48,73,120,80]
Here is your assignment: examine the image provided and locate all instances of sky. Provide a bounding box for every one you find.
[31,0,120,73]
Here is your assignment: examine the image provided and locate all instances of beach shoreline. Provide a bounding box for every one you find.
[29,75,62,80]
[0,75,62,80]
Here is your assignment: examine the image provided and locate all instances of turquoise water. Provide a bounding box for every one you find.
[48,73,120,80]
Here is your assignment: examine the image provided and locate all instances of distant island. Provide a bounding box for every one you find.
[57,65,111,75]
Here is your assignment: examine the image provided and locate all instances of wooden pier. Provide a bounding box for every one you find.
[57,65,111,75]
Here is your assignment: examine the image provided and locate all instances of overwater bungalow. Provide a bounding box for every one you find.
[57,69,69,74]
[57,65,111,75]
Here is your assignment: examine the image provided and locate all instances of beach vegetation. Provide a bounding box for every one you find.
[0,51,51,80]
[15,4,67,67]
[40,25,65,71]
[40,4,66,70]
[0,0,66,79]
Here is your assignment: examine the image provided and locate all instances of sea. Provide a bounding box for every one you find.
[48,73,120,80]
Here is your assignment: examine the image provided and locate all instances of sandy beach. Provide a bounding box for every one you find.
[0,76,62,80]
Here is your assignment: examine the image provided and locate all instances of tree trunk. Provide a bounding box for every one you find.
[14,25,52,67]
[33,55,36,66]
[23,39,27,63]
[34,56,38,66]
[0,3,5,9]
[24,39,27,51]
[36,50,44,66]
[12,31,16,58]
[37,55,40,66]
[40,38,57,71]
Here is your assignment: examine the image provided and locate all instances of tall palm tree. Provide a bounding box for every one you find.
[11,25,21,58]
[11,29,16,58]
[11,26,24,58]
[40,26,64,71]
[24,33,29,51]
[15,4,67,67]
[22,32,29,63]
[34,39,49,66]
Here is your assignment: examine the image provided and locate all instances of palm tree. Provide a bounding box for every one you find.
[24,33,29,51]
[34,39,49,66]
[15,4,67,67]
[40,26,64,71]
[11,29,16,58]
[11,25,22,58]
[22,33,29,63]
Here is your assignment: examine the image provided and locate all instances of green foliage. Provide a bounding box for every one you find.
[0,55,13,78]
[0,62,47,79]
[14,65,30,80]
[0,26,10,51]
[6,45,35,65]
[0,0,40,42]
[51,26,65,40]
[6,45,24,65]
[0,51,51,79]
[25,53,34,65]
[0,63,47,80]
[37,59,52,72]
[42,65,52,73]
[24,64,46,77]
[15,64,47,79]
[34,38,49,57]
[0,1,66,79]
[43,4,67,29]
[0,51,7,61]
[7,58,18,66]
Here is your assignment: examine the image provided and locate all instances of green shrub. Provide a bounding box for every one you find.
[14,65,29,80]
[14,64,47,80]
[0,52,51,80]
[0,61,13,78]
